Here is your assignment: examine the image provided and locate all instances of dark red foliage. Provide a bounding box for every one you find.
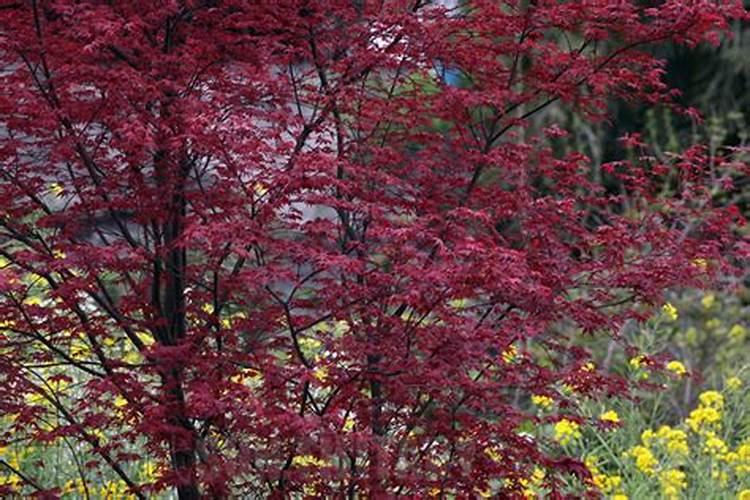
[0,0,746,497]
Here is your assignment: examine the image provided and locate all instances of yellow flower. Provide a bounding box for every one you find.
[703,432,729,458]
[629,355,646,369]
[582,362,595,372]
[701,293,716,309]
[519,467,545,498]
[48,182,65,196]
[653,426,689,456]
[729,324,747,343]
[554,419,581,446]
[711,468,728,486]
[662,302,678,321]
[291,455,329,468]
[699,390,724,409]
[628,445,657,475]
[738,489,750,500]
[600,410,620,424]
[312,366,328,382]
[641,428,655,446]
[611,495,628,500]
[531,394,554,408]
[585,456,621,494]
[686,406,722,433]
[659,469,686,500]
[691,257,708,270]
[342,417,355,432]
[474,486,492,498]
[141,461,158,481]
[735,441,750,475]
[502,345,518,363]
[726,377,743,391]
[666,360,687,376]
[484,446,502,462]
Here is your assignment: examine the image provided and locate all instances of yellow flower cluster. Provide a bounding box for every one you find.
[585,456,624,496]
[726,376,742,391]
[98,480,134,499]
[291,455,329,468]
[686,390,723,434]
[728,324,747,343]
[553,419,581,446]
[733,440,750,475]
[627,445,658,475]
[701,293,716,309]
[702,431,729,459]
[662,302,678,321]
[531,394,554,408]
[600,410,620,424]
[641,425,689,457]
[666,360,687,376]
[658,468,686,500]
[519,467,546,499]
[502,345,518,364]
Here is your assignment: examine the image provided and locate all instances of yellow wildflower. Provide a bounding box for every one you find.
[531,394,554,408]
[703,432,729,458]
[691,257,708,270]
[666,360,687,376]
[662,302,678,321]
[699,390,724,409]
[628,445,657,475]
[342,417,355,432]
[738,489,750,500]
[654,426,689,456]
[291,455,329,468]
[659,469,686,500]
[48,182,65,196]
[629,355,646,369]
[600,410,620,424]
[711,468,728,487]
[484,446,502,462]
[641,428,655,446]
[701,293,716,309]
[553,419,581,446]
[502,345,518,363]
[585,456,621,494]
[23,295,44,306]
[519,467,545,498]
[141,461,158,482]
[611,495,628,500]
[686,406,722,433]
[726,377,742,391]
[312,366,328,382]
[474,486,492,498]
[735,441,750,474]
[729,324,747,343]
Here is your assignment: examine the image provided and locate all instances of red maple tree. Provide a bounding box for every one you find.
[0,0,746,497]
